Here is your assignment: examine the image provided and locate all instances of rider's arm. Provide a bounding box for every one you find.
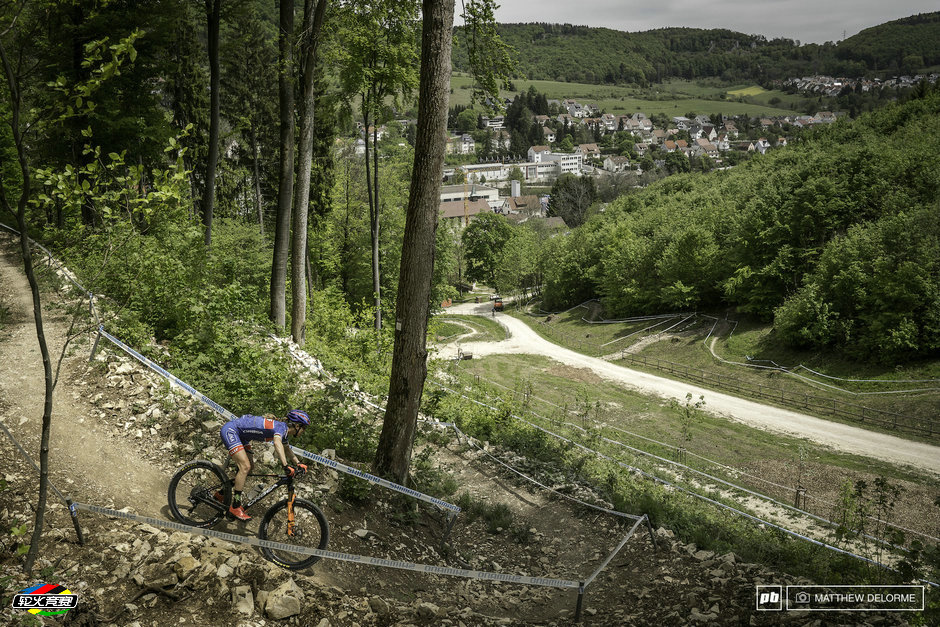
[272,435,290,468]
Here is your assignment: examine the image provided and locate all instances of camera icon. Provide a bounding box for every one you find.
[794,591,810,604]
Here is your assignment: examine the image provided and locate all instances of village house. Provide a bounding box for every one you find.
[439,198,491,227]
[695,138,720,159]
[603,155,631,173]
[755,138,771,154]
[542,127,556,143]
[634,142,649,156]
[577,143,601,160]
[527,145,552,163]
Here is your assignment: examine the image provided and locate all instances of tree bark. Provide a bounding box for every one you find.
[0,31,55,576]
[373,0,454,483]
[270,0,295,329]
[290,0,328,344]
[371,118,382,337]
[202,0,222,247]
[250,123,264,235]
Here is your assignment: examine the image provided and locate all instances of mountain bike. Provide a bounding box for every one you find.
[167,459,329,570]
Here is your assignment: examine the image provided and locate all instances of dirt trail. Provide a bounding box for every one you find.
[439,302,940,477]
[0,241,168,516]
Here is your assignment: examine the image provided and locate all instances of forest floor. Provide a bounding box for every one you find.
[0,236,922,626]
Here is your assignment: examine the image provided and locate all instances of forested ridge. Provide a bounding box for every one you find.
[540,90,940,361]
[452,14,940,85]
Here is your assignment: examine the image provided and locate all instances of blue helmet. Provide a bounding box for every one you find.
[286,409,310,426]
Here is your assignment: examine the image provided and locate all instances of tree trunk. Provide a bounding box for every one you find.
[202,0,222,247]
[0,34,55,576]
[373,0,454,483]
[290,0,328,344]
[371,119,382,337]
[250,123,264,236]
[270,0,295,329]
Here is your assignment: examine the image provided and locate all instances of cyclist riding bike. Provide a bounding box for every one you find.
[219,410,309,521]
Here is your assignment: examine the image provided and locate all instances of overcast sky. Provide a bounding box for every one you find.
[460,1,938,45]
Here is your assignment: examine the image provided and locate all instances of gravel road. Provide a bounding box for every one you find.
[438,302,940,477]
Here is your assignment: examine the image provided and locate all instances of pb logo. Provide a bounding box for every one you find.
[756,585,783,611]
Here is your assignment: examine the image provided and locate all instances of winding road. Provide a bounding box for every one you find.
[437,302,940,477]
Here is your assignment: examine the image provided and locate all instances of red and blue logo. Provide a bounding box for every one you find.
[12,583,78,616]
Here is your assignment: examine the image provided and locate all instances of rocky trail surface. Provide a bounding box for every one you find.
[0,237,914,626]
[438,302,940,477]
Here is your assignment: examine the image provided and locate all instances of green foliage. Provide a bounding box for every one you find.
[461,212,515,287]
[542,92,940,360]
[299,385,377,462]
[455,493,514,534]
[457,0,517,112]
[453,17,940,85]
[547,173,596,228]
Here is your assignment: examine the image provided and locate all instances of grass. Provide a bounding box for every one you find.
[434,314,508,343]
[450,74,798,117]
[727,85,768,97]
[451,353,932,482]
[508,303,940,442]
[426,352,939,593]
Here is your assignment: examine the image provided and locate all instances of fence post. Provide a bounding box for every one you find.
[574,583,586,623]
[66,499,85,546]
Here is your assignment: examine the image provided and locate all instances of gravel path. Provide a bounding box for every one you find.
[438,302,940,477]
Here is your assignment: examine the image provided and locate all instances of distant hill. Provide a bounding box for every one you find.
[453,14,940,85]
[836,12,940,73]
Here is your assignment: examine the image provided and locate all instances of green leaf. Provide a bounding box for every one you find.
[16,544,30,556]
[109,152,121,161]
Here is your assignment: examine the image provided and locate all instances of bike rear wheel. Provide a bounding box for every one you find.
[167,460,230,527]
[258,498,329,570]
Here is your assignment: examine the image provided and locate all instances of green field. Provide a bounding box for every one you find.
[509,304,940,442]
[446,353,939,538]
[433,314,508,343]
[450,74,797,117]
[727,85,768,97]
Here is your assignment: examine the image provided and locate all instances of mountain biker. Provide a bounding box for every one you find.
[219,410,310,521]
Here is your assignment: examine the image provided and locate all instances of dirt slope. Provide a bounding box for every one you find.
[0,238,916,626]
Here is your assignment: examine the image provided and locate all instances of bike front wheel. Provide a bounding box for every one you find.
[167,460,231,528]
[258,498,330,570]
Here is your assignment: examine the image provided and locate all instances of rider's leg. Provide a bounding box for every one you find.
[231,449,251,492]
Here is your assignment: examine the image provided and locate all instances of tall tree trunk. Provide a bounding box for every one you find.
[202,0,222,247]
[371,118,381,337]
[270,0,295,329]
[250,123,264,235]
[290,0,328,344]
[0,34,55,576]
[373,0,454,483]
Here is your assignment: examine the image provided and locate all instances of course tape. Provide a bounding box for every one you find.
[98,327,238,421]
[428,381,940,587]
[452,424,642,521]
[73,503,577,589]
[97,327,459,514]
[290,448,460,514]
[0,420,70,504]
[584,516,646,587]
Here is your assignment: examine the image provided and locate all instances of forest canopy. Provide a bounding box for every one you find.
[452,14,940,85]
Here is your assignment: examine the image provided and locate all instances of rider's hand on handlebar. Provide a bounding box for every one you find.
[297,463,307,476]
[283,465,296,478]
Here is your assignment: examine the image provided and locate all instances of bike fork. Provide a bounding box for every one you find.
[287,489,296,537]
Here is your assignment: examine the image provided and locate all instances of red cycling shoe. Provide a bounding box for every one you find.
[228,505,251,521]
